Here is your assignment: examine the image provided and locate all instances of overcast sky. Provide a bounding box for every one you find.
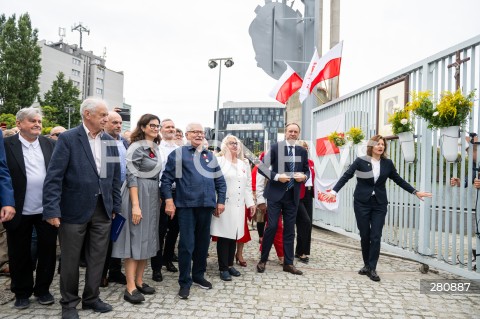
[3,0,480,132]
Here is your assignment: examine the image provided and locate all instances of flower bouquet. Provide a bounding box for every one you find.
[387,107,415,162]
[406,89,476,162]
[327,131,346,148]
[346,126,365,145]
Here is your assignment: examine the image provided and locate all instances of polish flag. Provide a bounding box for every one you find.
[299,41,343,103]
[269,63,303,104]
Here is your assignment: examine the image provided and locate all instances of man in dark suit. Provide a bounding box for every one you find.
[0,130,15,276]
[43,98,121,319]
[3,107,57,309]
[0,132,15,223]
[256,123,310,275]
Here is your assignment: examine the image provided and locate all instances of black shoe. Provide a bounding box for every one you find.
[82,299,113,313]
[256,261,266,273]
[108,271,127,284]
[136,282,155,295]
[178,286,190,299]
[152,270,163,282]
[228,267,241,277]
[124,289,145,304]
[193,277,212,289]
[368,269,381,282]
[100,276,108,288]
[172,254,179,262]
[14,298,30,309]
[164,261,178,272]
[220,270,232,281]
[298,256,309,264]
[62,308,79,319]
[37,292,54,305]
[358,265,370,275]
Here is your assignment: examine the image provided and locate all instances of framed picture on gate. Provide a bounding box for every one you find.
[376,75,409,139]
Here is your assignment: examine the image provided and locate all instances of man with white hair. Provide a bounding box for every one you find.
[49,126,66,140]
[43,98,121,319]
[3,107,57,309]
[161,122,226,299]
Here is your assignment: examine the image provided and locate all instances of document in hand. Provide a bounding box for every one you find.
[111,213,126,242]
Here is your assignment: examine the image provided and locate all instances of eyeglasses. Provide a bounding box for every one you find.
[149,124,161,129]
[187,130,205,135]
[227,141,238,146]
[51,133,61,137]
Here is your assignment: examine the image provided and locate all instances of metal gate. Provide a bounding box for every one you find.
[311,34,480,279]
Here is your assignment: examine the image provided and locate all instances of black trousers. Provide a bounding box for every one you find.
[261,189,298,265]
[296,188,313,256]
[152,193,179,271]
[102,241,122,278]
[216,237,236,271]
[353,196,388,270]
[7,214,58,299]
[59,197,111,309]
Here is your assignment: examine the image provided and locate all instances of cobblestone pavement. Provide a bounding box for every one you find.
[0,227,479,318]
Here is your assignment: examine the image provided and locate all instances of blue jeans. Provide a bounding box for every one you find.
[177,207,213,288]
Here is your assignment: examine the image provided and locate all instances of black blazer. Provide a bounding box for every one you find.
[258,141,310,204]
[3,134,55,230]
[333,156,415,205]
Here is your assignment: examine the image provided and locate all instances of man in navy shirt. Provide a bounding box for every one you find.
[161,122,226,300]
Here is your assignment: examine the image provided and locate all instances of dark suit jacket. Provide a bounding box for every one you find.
[332,156,416,205]
[42,125,122,224]
[3,134,55,230]
[0,133,15,210]
[258,141,310,204]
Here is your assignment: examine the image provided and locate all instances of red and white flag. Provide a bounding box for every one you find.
[299,41,343,103]
[269,63,303,104]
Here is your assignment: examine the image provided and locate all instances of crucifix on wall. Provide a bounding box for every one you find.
[447,51,470,91]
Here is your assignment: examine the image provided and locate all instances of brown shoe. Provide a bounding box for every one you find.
[256,261,266,273]
[283,264,303,275]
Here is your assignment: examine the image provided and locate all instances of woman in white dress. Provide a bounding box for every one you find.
[211,135,255,281]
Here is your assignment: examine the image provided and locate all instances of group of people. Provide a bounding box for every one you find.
[0,96,447,319]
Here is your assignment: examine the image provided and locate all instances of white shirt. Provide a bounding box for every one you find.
[159,139,178,187]
[274,142,296,181]
[19,134,46,215]
[371,158,381,195]
[83,123,102,175]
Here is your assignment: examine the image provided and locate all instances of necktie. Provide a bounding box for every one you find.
[287,146,295,190]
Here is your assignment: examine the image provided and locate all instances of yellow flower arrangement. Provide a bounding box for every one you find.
[327,131,346,147]
[406,89,475,129]
[346,126,365,144]
[388,108,414,135]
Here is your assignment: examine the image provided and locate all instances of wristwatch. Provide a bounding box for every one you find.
[412,190,418,195]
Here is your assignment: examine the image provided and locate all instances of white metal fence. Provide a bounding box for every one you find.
[311,35,480,279]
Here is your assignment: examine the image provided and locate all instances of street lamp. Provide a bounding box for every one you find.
[208,57,234,146]
[65,105,75,129]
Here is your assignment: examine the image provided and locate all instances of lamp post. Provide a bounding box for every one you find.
[208,57,234,147]
[65,105,75,129]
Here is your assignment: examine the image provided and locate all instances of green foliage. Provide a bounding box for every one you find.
[346,126,365,144]
[388,108,414,135]
[327,131,346,147]
[39,72,81,129]
[0,13,41,114]
[407,90,475,129]
[0,113,16,128]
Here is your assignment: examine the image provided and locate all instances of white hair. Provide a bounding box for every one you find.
[80,97,108,119]
[16,107,42,121]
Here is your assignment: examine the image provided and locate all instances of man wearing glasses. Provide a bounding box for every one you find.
[161,122,226,300]
[49,126,66,140]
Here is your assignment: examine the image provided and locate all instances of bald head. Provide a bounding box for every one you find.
[105,111,123,138]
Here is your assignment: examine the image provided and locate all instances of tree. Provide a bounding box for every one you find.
[0,113,16,128]
[39,72,82,129]
[0,13,41,114]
